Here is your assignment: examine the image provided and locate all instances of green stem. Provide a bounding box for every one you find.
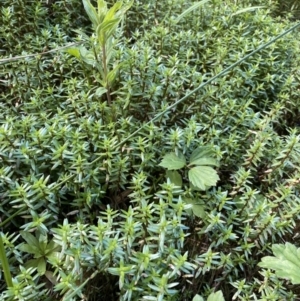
[0,232,13,288]
[102,44,111,105]
[0,207,25,228]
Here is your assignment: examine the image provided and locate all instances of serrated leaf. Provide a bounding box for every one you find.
[188,166,219,190]
[166,170,182,187]
[190,147,214,163]
[258,243,300,284]
[189,157,218,167]
[159,153,186,170]
[207,291,225,301]
[192,295,204,301]
[185,198,205,218]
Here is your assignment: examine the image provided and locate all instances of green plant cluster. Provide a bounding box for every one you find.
[1,0,300,300]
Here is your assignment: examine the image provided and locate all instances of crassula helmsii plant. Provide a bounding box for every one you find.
[0,0,300,299]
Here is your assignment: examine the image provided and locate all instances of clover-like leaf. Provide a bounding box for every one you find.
[188,166,219,190]
[258,242,300,284]
[159,152,186,170]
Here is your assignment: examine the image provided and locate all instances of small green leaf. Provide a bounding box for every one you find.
[97,0,108,22]
[82,0,100,27]
[37,257,47,275]
[95,87,108,97]
[207,291,225,301]
[79,47,96,66]
[18,243,40,256]
[25,257,46,275]
[185,198,205,218]
[103,1,123,23]
[66,48,81,59]
[192,294,204,301]
[159,153,186,170]
[258,243,300,284]
[166,170,182,187]
[97,18,120,40]
[188,166,219,190]
[106,65,120,85]
[20,231,40,250]
[45,239,60,256]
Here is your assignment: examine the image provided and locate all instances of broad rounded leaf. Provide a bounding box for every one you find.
[258,243,300,284]
[207,291,225,301]
[192,294,204,301]
[185,198,205,218]
[166,170,182,187]
[159,153,186,170]
[188,166,219,190]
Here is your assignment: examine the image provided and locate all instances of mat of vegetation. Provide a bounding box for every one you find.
[0,0,300,300]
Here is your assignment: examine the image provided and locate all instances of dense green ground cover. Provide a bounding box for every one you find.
[0,0,300,300]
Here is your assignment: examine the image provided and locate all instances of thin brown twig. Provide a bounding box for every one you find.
[0,42,83,64]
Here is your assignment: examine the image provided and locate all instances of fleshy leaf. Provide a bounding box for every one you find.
[166,170,182,187]
[207,291,225,301]
[159,153,186,170]
[258,243,300,284]
[188,166,219,190]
